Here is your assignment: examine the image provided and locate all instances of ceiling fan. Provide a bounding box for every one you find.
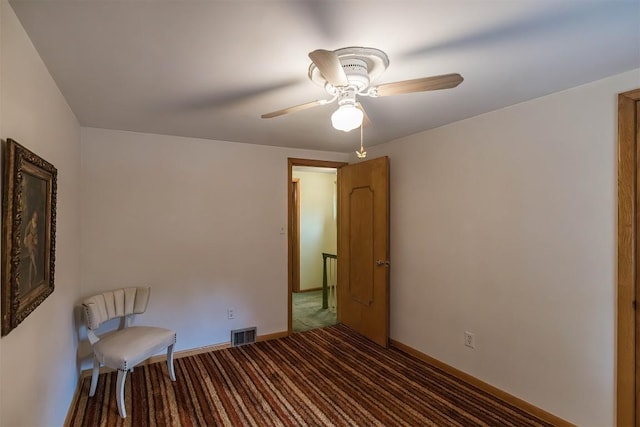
[261,46,463,132]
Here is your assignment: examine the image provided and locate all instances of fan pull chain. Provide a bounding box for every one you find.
[356,124,367,159]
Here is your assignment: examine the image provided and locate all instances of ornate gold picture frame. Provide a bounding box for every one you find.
[2,139,57,336]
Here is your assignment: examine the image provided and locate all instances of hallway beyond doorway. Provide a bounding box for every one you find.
[292,290,337,332]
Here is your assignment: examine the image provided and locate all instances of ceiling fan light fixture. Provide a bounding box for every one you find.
[331,104,363,132]
[263,46,463,138]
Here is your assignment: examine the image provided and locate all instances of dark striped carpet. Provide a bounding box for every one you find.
[67,324,555,426]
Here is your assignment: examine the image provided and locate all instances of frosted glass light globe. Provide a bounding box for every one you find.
[331,105,364,132]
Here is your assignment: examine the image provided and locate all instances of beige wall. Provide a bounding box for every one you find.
[292,169,337,291]
[0,1,82,426]
[367,69,640,426]
[79,127,348,364]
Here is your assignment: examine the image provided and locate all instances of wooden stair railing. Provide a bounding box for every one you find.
[322,253,337,309]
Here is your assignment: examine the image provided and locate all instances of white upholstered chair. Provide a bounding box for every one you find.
[81,286,176,418]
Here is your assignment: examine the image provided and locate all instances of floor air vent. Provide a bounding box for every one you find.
[231,327,257,347]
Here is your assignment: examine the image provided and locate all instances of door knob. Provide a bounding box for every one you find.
[376,260,390,267]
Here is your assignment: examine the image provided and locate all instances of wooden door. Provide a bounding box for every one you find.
[337,156,390,347]
[617,88,640,426]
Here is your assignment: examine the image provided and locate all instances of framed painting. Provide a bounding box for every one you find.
[2,139,57,336]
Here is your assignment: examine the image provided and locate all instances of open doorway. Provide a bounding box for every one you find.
[292,165,338,332]
[288,158,347,333]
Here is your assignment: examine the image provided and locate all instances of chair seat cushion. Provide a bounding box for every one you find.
[93,326,176,371]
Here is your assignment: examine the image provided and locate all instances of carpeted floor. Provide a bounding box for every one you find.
[292,290,337,332]
[66,325,556,426]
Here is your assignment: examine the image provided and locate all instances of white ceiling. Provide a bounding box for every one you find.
[9,0,640,152]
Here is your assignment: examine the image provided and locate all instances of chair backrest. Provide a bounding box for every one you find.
[82,287,151,331]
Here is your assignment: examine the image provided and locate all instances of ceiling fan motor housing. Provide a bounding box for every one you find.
[342,59,370,91]
[309,46,390,94]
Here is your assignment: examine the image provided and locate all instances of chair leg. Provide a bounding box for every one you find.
[89,357,100,397]
[167,344,176,381]
[116,369,128,418]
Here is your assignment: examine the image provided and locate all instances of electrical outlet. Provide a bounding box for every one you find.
[464,331,475,349]
[227,308,235,320]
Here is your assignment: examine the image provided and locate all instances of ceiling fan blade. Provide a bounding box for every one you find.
[309,49,349,87]
[373,73,463,97]
[261,100,327,119]
[356,102,371,128]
